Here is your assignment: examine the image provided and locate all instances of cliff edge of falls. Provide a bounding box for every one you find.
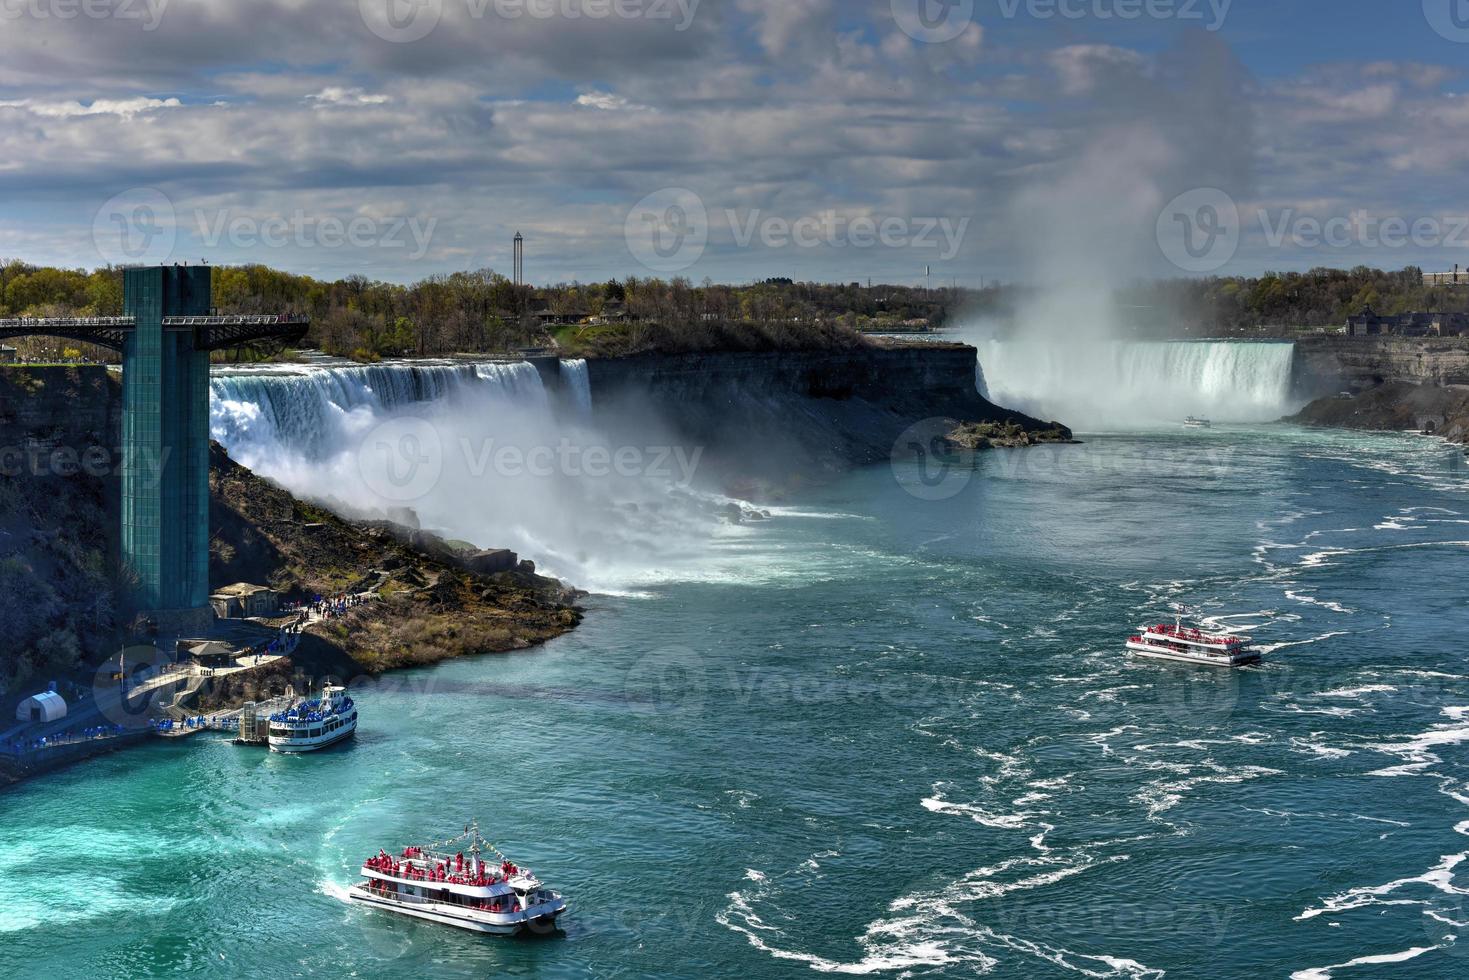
[586,341,1071,495]
[204,442,584,703]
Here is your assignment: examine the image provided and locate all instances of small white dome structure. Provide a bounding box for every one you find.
[17,691,67,724]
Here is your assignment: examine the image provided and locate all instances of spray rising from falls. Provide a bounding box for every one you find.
[209,360,731,594]
[975,340,1298,429]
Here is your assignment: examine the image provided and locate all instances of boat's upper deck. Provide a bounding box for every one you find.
[1143,624,1250,650]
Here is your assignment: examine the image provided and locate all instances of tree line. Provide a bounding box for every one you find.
[2,260,1462,359]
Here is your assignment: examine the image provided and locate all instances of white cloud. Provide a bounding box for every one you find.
[0,97,182,118]
[574,91,648,112]
[306,88,392,107]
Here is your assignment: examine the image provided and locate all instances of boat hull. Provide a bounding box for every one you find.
[269,722,357,754]
[1127,641,1260,668]
[348,885,566,935]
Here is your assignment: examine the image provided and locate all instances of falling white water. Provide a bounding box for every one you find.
[975,340,1298,429]
[561,359,593,415]
[208,360,735,593]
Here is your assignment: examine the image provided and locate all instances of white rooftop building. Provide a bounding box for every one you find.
[16,691,67,723]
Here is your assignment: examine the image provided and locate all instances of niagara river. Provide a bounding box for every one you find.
[4,358,1469,978]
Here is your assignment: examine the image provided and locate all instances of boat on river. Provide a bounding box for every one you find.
[349,822,568,935]
[1127,617,1261,668]
[1184,416,1213,429]
[266,685,357,753]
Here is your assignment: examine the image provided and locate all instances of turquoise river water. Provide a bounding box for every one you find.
[3,425,1469,979]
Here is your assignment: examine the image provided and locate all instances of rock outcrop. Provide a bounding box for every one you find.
[1287,382,1469,444]
[1294,336,1469,399]
[587,341,1069,493]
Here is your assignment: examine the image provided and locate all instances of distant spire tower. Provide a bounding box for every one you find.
[513,231,524,288]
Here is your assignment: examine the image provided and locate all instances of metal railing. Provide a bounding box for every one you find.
[164,315,309,327]
[0,316,137,329]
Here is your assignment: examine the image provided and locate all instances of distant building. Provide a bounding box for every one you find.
[16,691,67,723]
[0,344,16,363]
[210,583,280,619]
[184,640,238,668]
[1346,307,1469,338]
[1424,266,1469,288]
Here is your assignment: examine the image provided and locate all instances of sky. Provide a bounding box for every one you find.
[3,0,1469,286]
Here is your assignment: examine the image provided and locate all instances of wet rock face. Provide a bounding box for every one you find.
[585,345,1068,491]
[1287,381,1469,443]
[1293,336,1469,399]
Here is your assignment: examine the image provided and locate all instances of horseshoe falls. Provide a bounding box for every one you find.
[976,340,1298,428]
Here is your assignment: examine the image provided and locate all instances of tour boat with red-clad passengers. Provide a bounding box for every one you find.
[349,822,568,935]
[1127,616,1261,668]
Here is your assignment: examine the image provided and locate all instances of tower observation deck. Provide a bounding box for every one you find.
[0,266,308,633]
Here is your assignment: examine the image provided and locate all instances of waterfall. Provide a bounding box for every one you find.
[210,362,546,460]
[561,359,593,415]
[975,340,1298,428]
[206,359,722,593]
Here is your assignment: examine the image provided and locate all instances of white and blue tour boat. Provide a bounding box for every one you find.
[267,685,358,753]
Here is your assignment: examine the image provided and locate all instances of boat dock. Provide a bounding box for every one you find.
[234,695,297,746]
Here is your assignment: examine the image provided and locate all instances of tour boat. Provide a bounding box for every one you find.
[1184,417,1213,429]
[267,685,357,753]
[349,823,568,935]
[1127,617,1261,668]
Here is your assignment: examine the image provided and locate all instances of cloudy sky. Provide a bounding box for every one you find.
[3,0,1469,285]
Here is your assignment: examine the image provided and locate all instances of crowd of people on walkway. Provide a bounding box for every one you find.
[294,593,371,621]
[4,724,127,756]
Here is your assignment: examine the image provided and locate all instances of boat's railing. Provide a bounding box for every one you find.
[355,885,519,916]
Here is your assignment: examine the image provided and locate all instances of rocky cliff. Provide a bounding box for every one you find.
[0,367,122,697]
[586,342,1068,492]
[1294,336,1469,397]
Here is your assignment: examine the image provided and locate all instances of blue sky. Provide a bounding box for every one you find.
[2,0,1468,287]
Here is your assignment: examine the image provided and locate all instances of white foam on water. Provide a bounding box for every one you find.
[719,849,1160,979]
[1290,945,1444,980]
[1297,851,1469,922]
